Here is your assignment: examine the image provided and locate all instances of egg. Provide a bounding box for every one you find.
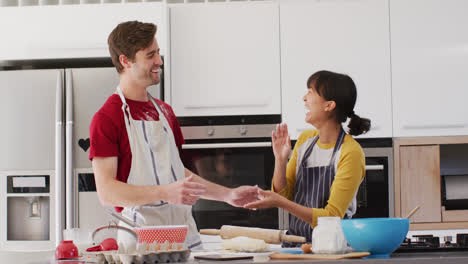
[301,243,312,253]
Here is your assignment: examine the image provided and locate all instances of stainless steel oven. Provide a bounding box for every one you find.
[179,115,287,230]
[357,141,394,218]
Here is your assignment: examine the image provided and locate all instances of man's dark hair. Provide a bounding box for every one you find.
[108,21,157,73]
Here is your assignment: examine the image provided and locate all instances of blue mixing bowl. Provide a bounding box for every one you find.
[341,218,410,258]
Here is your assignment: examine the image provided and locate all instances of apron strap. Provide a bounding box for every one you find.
[328,127,346,167]
[116,86,136,152]
[299,127,346,169]
[116,86,135,121]
[299,136,320,168]
[147,92,172,132]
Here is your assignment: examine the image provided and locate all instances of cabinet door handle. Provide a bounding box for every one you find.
[55,70,65,241]
[182,142,272,149]
[403,123,466,129]
[65,69,75,229]
[365,165,384,171]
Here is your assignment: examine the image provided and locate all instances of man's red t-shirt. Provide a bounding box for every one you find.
[89,93,185,187]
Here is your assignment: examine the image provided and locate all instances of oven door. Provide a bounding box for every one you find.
[355,147,394,218]
[182,142,282,230]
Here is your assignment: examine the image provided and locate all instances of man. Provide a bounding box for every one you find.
[89,21,259,249]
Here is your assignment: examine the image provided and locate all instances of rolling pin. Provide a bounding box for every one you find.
[200,225,306,244]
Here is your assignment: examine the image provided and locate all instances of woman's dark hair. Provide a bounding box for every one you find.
[307,70,371,136]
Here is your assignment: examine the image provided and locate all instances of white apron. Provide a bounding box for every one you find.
[115,87,202,250]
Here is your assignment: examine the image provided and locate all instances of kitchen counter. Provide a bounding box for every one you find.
[2,249,468,264]
[0,250,55,264]
[3,236,468,264]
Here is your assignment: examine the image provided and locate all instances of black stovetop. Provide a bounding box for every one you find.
[395,234,468,253]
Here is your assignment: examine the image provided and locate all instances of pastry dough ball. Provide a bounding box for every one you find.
[221,236,269,252]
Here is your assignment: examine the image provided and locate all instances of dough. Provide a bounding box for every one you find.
[221,236,270,252]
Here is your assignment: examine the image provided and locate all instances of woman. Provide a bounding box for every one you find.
[245,70,371,246]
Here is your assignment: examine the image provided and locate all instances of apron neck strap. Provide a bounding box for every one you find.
[300,136,319,167]
[116,86,171,134]
[147,92,163,114]
[328,127,346,167]
[300,127,346,168]
[116,87,157,121]
[147,92,172,129]
[116,86,154,107]
[116,85,127,105]
[116,86,134,122]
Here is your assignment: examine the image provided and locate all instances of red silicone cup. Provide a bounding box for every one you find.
[86,238,118,252]
[55,240,79,259]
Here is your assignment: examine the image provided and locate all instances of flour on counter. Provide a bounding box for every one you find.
[221,236,270,252]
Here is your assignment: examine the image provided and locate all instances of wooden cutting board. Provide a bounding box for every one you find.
[269,252,371,260]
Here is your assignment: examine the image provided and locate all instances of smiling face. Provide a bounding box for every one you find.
[127,38,163,87]
[303,83,335,127]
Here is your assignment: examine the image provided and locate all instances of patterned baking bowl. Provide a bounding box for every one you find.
[133,225,188,244]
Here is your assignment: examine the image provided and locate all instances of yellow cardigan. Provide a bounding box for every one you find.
[273,129,365,228]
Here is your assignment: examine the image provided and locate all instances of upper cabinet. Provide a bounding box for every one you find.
[391,0,468,137]
[280,0,392,139]
[0,4,166,60]
[168,3,281,117]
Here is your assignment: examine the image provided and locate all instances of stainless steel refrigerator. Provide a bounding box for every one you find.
[0,66,160,251]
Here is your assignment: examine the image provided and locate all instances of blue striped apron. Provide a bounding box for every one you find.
[283,128,347,247]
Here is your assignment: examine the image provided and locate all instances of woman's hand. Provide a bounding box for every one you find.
[243,189,285,209]
[225,185,260,207]
[272,123,291,162]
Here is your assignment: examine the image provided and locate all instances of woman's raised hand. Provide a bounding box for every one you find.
[272,123,291,162]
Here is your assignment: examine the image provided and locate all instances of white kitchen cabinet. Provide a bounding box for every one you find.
[280,0,392,139]
[391,0,468,137]
[168,3,281,117]
[0,4,166,60]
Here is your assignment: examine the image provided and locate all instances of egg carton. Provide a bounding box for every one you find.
[85,249,191,264]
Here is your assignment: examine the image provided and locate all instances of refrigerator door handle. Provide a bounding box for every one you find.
[55,70,65,245]
[65,69,75,229]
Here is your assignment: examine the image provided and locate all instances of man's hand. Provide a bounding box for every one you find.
[243,189,284,209]
[163,175,206,205]
[225,185,261,207]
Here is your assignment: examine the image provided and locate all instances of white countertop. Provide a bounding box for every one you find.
[3,237,468,264]
[0,235,282,264]
[0,250,55,264]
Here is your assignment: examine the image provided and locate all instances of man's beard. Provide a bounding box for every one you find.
[149,71,161,85]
